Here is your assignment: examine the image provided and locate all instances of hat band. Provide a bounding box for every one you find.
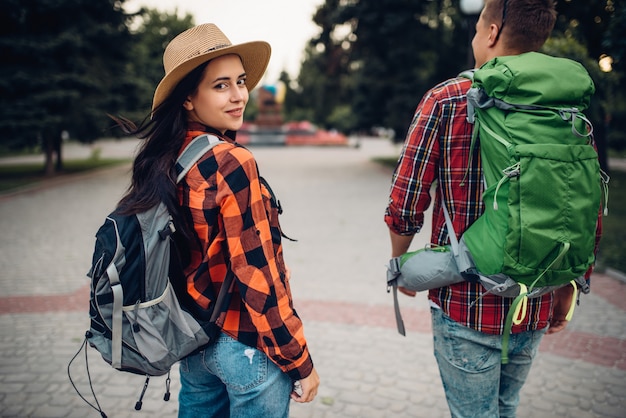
[206,43,230,52]
[183,43,231,62]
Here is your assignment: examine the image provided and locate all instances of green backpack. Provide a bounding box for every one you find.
[457,52,608,362]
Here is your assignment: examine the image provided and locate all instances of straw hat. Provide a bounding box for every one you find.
[152,23,271,111]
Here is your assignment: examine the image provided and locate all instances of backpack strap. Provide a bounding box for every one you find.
[458,69,475,81]
[175,134,223,183]
[441,202,459,257]
[106,216,128,370]
[387,189,459,337]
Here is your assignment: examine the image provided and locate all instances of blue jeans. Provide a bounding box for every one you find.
[431,307,545,418]
[178,333,292,418]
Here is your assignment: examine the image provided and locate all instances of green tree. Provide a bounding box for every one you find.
[554,0,614,62]
[348,0,468,139]
[286,42,325,124]
[0,0,135,174]
[289,0,624,147]
[552,0,625,155]
[121,8,194,123]
[285,0,355,132]
[291,0,470,139]
[603,1,625,72]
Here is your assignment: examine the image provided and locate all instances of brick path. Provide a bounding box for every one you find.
[1,273,624,373]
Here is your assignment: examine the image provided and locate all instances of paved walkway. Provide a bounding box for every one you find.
[0,138,624,417]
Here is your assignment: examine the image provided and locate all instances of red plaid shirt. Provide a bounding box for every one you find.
[385,77,555,334]
[178,125,313,380]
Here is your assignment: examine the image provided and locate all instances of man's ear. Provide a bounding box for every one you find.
[488,23,500,46]
[183,98,193,111]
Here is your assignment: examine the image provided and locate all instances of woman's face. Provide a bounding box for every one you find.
[184,54,249,134]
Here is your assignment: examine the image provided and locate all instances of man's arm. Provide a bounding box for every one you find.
[389,229,414,258]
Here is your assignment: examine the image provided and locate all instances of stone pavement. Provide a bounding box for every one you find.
[0,138,624,417]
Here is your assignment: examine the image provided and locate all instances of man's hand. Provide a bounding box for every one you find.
[547,284,576,335]
[399,286,417,297]
[291,367,320,403]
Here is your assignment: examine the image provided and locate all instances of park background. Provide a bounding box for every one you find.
[1,0,624,273]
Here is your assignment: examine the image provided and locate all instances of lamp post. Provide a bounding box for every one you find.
[460,0,484,69]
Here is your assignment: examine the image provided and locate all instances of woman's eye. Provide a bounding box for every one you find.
[237,78,247,86]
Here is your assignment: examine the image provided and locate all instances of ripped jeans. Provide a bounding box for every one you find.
[179,333,292,418]
[431,307,546,418]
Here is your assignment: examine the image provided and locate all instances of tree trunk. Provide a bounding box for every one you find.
[54,134,63,172]
[43,134,55,176]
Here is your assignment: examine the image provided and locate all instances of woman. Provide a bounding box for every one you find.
[115,23,319,418]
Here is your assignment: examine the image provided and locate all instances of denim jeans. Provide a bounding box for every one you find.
[178,333,292,418]
[431,307,546,418]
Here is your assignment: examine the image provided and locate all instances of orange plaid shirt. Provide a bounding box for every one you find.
[177,126,313,380]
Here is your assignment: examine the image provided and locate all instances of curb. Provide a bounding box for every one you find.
[606,268,626,284]
[0,162,131,203]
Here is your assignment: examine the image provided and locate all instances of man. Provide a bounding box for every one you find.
[384,0,592,416]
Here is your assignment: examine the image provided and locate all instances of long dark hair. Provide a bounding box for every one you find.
[113,61,211,224]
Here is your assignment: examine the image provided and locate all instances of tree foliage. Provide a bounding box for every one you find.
[287,0,476,139]
[289,0,624,149]
[0,1,194,174]
[554,0,615,62]
[0,0,623,169]
[552,0,626,154]
[0,0,135,173]
[121,9,194,123]
[283,0,354,131]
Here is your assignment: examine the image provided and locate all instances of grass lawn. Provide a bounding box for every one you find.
[0,157,130,193]
[597,170,626,273]
[373,156,625,274]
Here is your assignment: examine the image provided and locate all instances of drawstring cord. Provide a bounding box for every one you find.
[67,334,108,418]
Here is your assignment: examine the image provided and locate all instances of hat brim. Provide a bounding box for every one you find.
[151,41,271,111]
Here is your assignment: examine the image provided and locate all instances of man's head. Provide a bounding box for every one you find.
[472,0,557,68]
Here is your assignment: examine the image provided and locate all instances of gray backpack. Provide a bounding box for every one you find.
[69,134,233,414]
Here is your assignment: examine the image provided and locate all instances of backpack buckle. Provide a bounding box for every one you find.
[158,220,176,240]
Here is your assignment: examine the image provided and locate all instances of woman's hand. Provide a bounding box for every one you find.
[291,368,320,403]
